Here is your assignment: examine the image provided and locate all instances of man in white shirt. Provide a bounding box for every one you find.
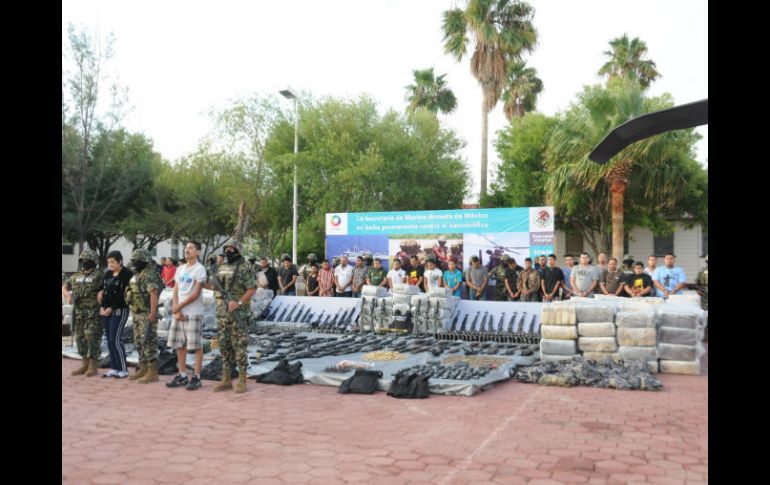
[387,258,406,290]
[422,257,443,292]
[166,241,207,391]
[333,256,354,297]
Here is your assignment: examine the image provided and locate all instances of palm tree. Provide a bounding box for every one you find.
[598,34,660,89]
[544,79,697,261]
[405,67,458,115]
[501,60,543,121]
[442,0,537,197]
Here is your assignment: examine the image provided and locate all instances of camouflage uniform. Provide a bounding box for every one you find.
[489,255,511,301]
[66,250,104,361]
[125,249,163,369]
[212,240,257,378]
[696,255,708,311]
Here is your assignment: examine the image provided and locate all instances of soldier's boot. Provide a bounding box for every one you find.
[85,358,99,377]
[212,374,233,392]
[234,373,248,394]
[71,358,89,376]
[137,363,158,383]
[129,364,147,381]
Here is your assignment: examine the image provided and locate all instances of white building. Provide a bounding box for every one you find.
[553,222,707,282]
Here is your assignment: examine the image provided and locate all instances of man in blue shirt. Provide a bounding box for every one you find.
[652,253,688,298]
[561,254,575,300]
[442,260,464,297]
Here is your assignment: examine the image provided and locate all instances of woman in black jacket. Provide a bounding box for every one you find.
[97,251,133,378]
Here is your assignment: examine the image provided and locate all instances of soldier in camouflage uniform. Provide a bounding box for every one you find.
[63,250,104,377]
[489,254,511,301]
[207,238,257,393]
[696,254,708,311]
[125,249,163,383]
[296,253,318,296]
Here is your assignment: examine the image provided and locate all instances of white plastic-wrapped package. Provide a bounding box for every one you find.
[428,287,451,298]
[63,315,72,325]
[582,351,621,363]
[540,354,576,362]
[541,325,578,340]
[392,294,413,306]
[577,322,616,337]
[575,304,616,323]
[577,337,618,352]
[540,338,577,355]
[392,284,420,295]
[362,285,389,297]
[432,308,453,320]
[659,309,702,330]
[631,296,665,304]
[646,360,659,373]
[659,359,701,375]
[659,326,702,346]
[410,294,429,306]
[657,343,699,361]
[62,304,73,317]
[201,289,216,306]
[618,346,658,361]
[438,296,460,309]
[392,303,410,316]
[615,310,657,328]
[616,327,657,347]
[667,293,702,307]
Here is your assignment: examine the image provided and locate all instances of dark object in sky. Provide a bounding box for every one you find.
[589,99,708,164]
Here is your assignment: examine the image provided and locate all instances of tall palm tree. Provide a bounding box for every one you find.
[442,0,537,196]
[598,34,660,89]
[405,67,458,115]
[501,60,543,121]
[544,79,695,261]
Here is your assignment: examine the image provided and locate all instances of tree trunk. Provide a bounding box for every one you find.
[480,95,488,198]
[234,200,249,242]
[609,167,630,262]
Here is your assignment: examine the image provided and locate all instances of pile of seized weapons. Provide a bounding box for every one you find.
[393,360,496,381]
[261,301,358,333]
[242,328,539,364]
[515,355,663,391]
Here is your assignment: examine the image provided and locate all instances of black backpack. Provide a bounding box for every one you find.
[254,359,304,385]
[387,372,430,399]
[338,369,383,394]
[391,312,413,333]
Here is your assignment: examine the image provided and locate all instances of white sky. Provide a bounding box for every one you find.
[62,0,708,202]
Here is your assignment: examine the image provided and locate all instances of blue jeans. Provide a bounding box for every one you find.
[283,289,296,296]
[468,289,487,301]
[101,307,129,372]
[352,291,361,298]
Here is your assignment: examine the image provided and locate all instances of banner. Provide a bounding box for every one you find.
[325,207,554,272]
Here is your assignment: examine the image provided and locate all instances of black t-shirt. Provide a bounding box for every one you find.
[278,265,299,288]
[543,266,565,293]
[504,266,523,292]
[307,274,319,294]
[101,266,133,309]
[263,266,279,293]
[625,273,653,295]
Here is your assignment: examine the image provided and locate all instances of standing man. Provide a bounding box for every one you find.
[278,256,299,296]
[62,249,104,377]
[387,258,407,290]
[489,254,511,301]
[464,256,488,301]
[366,258,388,288]
[504,258,523,301]
[422,257,443,292]
[653,253,688,299]
[599,257,626,297]
[624,262,654,297]
[644,255,658,277]
[206,239,257,394]
[561,254,576,300]
[517,258,541,302]
[407,255,425,290]
[296,253,318,296]
[442,260,463,298]
[306,264,320,296]
[165,241,208,390]
[318,259,336,297]
[334,256,354,297]
[257,257,280,296]
[126,249,163,383]
[541,254,565,302]
[351,256,368,298]
[570,252,599,298]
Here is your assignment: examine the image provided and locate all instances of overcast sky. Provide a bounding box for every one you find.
[62,0,708,201]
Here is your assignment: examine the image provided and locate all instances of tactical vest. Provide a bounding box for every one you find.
[214,261,252,305]
[127,269,158,314]
[71,271,101,309]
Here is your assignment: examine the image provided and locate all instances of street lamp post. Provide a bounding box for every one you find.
[280,88,299,264]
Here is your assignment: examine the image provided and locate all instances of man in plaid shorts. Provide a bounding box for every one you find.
[165,241,208,390]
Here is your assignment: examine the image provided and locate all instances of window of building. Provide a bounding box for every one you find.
[62,242,75,255]
[565,232,583,257]
[701,228,708,257]
[171,239,179,260]
[653,233,675,256]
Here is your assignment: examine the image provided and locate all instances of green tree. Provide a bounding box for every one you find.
[501,60,543,121]
[442,0,537,196]
[405,67,458,115]
[598,34,660,89]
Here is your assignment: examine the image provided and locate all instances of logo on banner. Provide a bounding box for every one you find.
[326,213,348,235]
[529,206,554,232]
[330,215,342,227]
[534,209,551,228]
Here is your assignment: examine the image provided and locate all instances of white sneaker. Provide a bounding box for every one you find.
[102,369,118,378]
[115,371,129,378]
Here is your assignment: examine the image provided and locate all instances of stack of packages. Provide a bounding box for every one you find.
[410,292,431,334]
[657,306,705,375]
[62,304,73,332]
[360,285,390,331]
[158,288,175,332]
[631,296,665,305]
[201,288,217,330]
[615,308,660,373]
[250,288,274,319]
[539,301,578,362]
[428,287,460,334]
[576,302,619,363]
[373,296,394,330]
[668,292,702,306]
[391,284,419,331]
